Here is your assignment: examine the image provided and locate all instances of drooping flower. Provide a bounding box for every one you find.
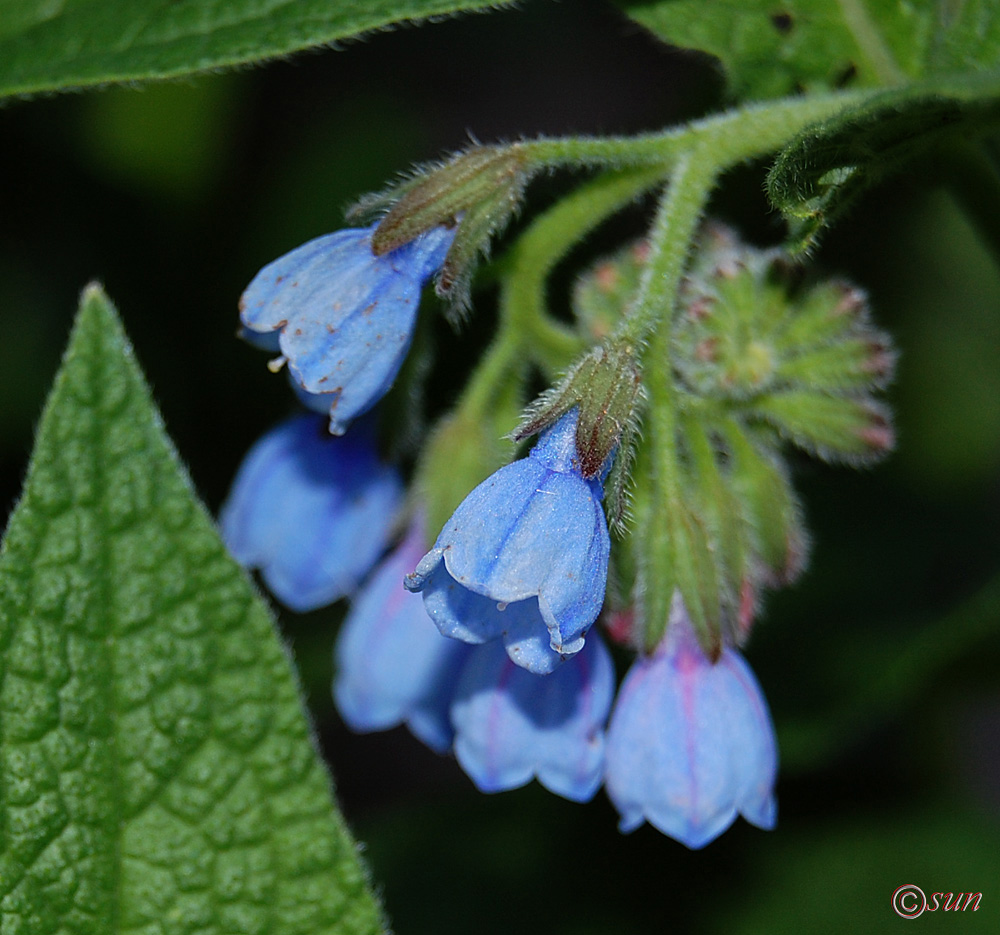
[451,632,615,802]
[334,519,472,752]
[604,595,778,848]
[332,519,615,798]
[219,414,403,613]
[405,409,611,675]
[240,222,455,435]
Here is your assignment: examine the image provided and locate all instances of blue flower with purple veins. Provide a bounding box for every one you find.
[334,519,472,752]
[404,409,611,675]
[605,595,778,848]
[220,414,403,613]
[451,633,614,802]
[240,222,455,435]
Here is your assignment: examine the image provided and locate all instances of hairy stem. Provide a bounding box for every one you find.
[521,91,869,172]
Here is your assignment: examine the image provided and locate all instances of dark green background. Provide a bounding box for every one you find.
[2,1,998,931]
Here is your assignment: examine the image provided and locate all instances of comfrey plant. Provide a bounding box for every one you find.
[8,3,1000,930]
[222,142,898,847]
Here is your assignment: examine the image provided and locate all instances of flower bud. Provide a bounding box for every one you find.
[407,410,611,676]
[634,483,724,659]
[721,421,808,587]
[605,594,777,848]
[751,391,894,463]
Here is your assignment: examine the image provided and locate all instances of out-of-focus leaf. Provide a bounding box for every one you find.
[616,0,1000,99]
[0,285,384,934]
[766,74,1000,251]
[0,0,496,100]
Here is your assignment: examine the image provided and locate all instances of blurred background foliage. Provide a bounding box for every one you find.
[1,0,998,931]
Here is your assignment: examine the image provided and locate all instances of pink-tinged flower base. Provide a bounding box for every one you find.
[605,595,778,848]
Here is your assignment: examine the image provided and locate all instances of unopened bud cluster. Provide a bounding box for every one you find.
[674,221,895,461]
[575,221,896,654]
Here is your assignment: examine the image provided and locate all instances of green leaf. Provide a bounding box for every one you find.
[0,285,384,935]
[766,74,1000,251]
[0,0,495,100]
[616,0,1000,99]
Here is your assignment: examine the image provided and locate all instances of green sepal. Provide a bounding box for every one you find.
[603,413,640,536]
[662,496,723,659]
[680,412,746,631]
[357,145,531,314]
[514,343,642,480]
[629,440,723,657]
[750,390,894,463]
[722,419,808,586]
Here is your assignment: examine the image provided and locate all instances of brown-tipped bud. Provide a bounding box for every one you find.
[514,343,642,480]
[833,283,867,317]
[856,407,895,453]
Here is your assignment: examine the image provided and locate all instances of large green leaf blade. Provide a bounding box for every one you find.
[0,0,495,100]
[616,0,1000,99]
[0,284,384,935]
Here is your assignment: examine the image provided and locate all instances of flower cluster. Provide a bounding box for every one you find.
[336,519,616,801]
[337,516,777,843]
[222,167,892,849]
[223,401,776,845]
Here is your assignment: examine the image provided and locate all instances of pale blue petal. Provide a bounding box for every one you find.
[528,409,581,473]
[414,560,509,645]
[333,524,470,752]
[413,561,565,675]
[406,409,610,673]
[605,602,778,848]
[219,414,403,612]
[240,231,357,332]
[451,634,614,802]
[498,607,568,676]
[240,224,454,434]
[716,652,779,830]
